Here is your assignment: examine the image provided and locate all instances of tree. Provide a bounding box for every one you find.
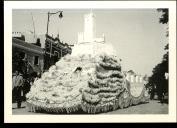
[147,9,169,102]
[157,8,169,24]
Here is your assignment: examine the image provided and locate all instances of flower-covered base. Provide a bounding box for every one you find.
[118,89,132,109]
[81,99,119,114]
[130,87,150,105]
[81,88,150,114]
[26,100,81,114]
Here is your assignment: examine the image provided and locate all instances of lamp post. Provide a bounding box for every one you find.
[46,10,63,58]
[46,10,63,35]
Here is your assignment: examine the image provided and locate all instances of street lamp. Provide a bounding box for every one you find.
[46,10,63,35]
[46,10,63,58]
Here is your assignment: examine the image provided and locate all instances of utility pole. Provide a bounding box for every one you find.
[31,12,36,40]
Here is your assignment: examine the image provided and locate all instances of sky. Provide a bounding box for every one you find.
[12,9,168,76]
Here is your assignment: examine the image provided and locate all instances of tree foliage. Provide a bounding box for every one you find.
[147,9,169,101]
[157,8,169,24]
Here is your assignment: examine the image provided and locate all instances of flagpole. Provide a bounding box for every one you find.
[31,12,36,40]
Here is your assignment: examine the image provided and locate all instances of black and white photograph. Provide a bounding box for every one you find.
[4,1,176,123]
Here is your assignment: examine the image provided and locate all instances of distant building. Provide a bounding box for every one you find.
[12,37,45,74]
[13,31,37,43]
[12,32,25,41]
[12,32,72,73]
[44,34,72,70]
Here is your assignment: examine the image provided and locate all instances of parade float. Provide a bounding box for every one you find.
[26,12,150,114]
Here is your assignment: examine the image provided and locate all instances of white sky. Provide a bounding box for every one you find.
[12,9,168,76]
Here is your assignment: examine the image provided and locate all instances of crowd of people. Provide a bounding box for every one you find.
[12,70,41,108]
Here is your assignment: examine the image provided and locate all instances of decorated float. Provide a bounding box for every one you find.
[26,12,150,114]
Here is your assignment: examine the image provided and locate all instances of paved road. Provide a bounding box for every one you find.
[103,100,168,114]
[12,100,168,115]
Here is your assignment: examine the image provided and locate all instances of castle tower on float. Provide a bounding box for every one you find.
[72,10,116,57]
[78,11,100,44]
[83,12,96,42]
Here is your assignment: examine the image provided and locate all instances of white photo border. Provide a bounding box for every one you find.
[4,1,176,123]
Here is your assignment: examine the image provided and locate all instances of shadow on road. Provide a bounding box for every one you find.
[12,106,26,109]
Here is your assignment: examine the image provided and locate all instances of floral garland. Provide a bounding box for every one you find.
[130,86,150,105]
[26,55,97,114]
[81,55,124,113]
[26,100,81,114]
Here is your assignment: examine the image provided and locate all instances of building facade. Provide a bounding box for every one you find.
[12,37,45,74]
[44,34,72,70]
[12,32,72,74]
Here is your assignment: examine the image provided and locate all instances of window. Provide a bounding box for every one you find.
[19,52,26,59]
[34,56,39,65]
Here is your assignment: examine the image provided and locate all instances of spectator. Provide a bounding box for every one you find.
[160,92,165,104]
[23,74,31,100]
[29,72,37,86]
[12,70,24,108]
[12,71,18,103]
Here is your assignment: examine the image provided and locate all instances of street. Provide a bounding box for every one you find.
[12,100,168,115]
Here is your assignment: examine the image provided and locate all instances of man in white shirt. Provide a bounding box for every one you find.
[12,70,24,108]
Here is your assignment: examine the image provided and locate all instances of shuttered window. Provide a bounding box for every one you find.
[34,56,39,65]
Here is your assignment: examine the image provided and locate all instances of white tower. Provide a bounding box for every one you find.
[73,11,117,57]
[83,12,96,42]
